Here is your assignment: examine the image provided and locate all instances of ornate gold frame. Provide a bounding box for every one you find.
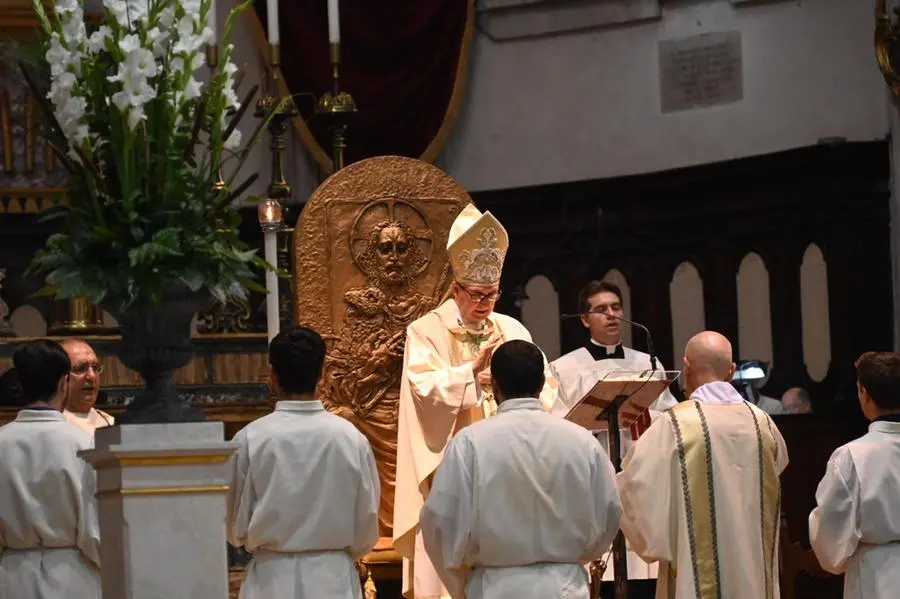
[875,0,900,97]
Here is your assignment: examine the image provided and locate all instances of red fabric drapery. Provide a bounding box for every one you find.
[252,0,474,172]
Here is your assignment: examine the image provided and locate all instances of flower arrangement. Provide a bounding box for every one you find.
[25,0,273,311]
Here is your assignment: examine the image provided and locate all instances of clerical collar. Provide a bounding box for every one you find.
[586,338,624,361]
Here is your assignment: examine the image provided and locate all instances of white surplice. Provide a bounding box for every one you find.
[0,409,100,599]
[64,407,114,434]
[809,418,900,599]
[394,299,558,599]
[226,400,380,599]
[550,343,678,581]
[419,397,621,599]
[617,381,789,599]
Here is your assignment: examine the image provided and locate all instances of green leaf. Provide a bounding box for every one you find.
[179,269,205,292]
[36,204,71,223]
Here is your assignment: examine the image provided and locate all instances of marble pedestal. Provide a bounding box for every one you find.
[81,422,238,599]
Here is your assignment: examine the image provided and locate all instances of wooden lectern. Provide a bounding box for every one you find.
[565,369,680,599]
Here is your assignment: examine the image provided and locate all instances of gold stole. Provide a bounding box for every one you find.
[446,319,501,422]
[746,403,781,599]
[668,402,781,599]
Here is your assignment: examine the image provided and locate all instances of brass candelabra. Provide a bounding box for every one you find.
[315,42,357,172]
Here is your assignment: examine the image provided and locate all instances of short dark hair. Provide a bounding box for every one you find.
[12,340,71,404]
[855,352,900,411]
[578,280,623,314]
[490,340,545,400]
[0,368,25,407]
[268,326,327,395]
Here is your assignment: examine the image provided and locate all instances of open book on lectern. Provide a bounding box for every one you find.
[563,369,681,431]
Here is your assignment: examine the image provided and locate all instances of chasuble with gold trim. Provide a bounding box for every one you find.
[617,382,788,599]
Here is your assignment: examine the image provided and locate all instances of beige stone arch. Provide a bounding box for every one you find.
[736,252,774,365]
[801,243,831,382]
[670,262,706,372]
[521,274,561,360]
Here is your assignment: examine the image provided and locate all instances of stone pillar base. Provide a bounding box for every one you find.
[81,423,237,599]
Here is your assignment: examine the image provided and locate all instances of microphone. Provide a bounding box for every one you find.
[561,311,658,372]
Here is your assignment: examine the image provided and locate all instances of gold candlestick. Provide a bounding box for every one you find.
[315,42,356,172]
[256,45,298,204]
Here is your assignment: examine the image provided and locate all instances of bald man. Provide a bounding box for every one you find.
[616,331,789,599]
[782,387,812,414]
[61,340,113,434]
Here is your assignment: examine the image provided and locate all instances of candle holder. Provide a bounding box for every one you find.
[255,44,299,342]
[315,42,356,172]
[255,45,299,207]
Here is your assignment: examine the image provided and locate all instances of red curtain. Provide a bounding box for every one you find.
[252,0,473,171]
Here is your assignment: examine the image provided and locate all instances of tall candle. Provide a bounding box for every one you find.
[267,0,280,45]
[209,0,216,40]
[327,0,340,44]
[264,230,280,342]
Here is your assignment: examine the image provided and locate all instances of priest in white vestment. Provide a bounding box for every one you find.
[551,279,678,581]
[393,204,558,599]
[810,351,900,599]
[420,340,620,599]
[0,340,100,599]
[617,331,788,599]
[61,340,114,434]
[226,327,380,599]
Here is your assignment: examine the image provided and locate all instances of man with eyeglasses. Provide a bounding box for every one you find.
[61,340,114,434]
[394,204,558,599]
[550,280,677,589]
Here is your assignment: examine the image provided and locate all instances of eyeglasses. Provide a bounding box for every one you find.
[459,285,501,304]
[71,362,104,375]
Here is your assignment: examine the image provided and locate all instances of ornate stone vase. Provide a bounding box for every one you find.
[105,282,209,424]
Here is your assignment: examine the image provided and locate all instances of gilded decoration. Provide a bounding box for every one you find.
[294,156,471,535]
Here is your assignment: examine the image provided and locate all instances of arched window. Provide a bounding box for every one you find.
[521,275,561,360]
[736,252,773,365]
[670,262,705,371]
[800,244,831,382]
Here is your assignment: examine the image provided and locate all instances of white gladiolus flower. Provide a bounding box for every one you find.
[124,48,158,78]
[55,0,80,16]
[224,128,242,151]
[127,106,145,130]
[102,0,129,24]
[111,90,130,111]
[125,0,149,23]
[87,26,112,54]
[181,0,202,18]
[146,27,170,58]
[183,77,203,100]
[61,14,87,48]
[119,34,141,55]
[123,75,156,108]
[158,5,176,27]
[46,34,69,75]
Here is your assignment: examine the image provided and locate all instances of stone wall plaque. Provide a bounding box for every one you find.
[293,155,471,536]
[659,30,743,114]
